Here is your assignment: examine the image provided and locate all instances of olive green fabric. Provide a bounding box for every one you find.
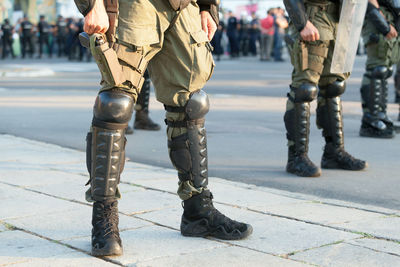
[288,1,350,89]
[97,0,214,200]
[100,0,215,108]
[362,7,400,70]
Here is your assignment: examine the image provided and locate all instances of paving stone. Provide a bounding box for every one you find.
[0,141,83,165]
[346,238,400,256]
[131,176,178,194]
[334,216,400,241]
[0,230,94,265]
[8,252,117,267]
[254,202,383,225]
[66,225,228,266]
[214,205,361,255]
[136,206,182,230]
[0,169,84,188]
[5,205,151,241]
[118,189,180,215]
[208,179,307,209]
[137,246,308,267]
[137,203,360,256]
[291,241,400,267]
[0,184,78,220]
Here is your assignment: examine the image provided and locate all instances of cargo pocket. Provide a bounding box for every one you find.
[189,30,215,89]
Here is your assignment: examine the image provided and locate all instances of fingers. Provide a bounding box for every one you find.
[314,29,320,41]
[202,17,208,37]
[208,22,217,41]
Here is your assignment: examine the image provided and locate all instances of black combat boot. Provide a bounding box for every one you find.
[134,110,161,130]
[317,96,367,170]
[360,67,394,138]
[92,200,123,256]
[166,90,253,240]
[181,190,253,240]
[87,90,134,256]
[132,71,160,131]
[285,102,321,177]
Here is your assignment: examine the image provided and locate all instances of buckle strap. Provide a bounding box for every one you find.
[165,118,205,128]
[164,105,186,113]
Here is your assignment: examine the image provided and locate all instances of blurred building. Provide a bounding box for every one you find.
[1,0,81,24]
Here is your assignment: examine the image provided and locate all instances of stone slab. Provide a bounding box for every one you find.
[291,241,400,267]
[0,184,78,220]
[215,205,361,255]
[0,169,84,188]
[7,252,117,267]
[138,246,308,267]
[5,205,151,241]
[118,189,180,215]
[0,230,110,265]
[334,215,400,241]
[66,225,228,266]
[137,203,361,256]
[253,201,384,225]
[346,238,400,256]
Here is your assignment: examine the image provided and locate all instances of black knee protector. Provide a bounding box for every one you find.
[371,66,388,80]
[319,80,346,98]
[93,90,134,129]
[292,84,318,103]
[166,90,210,189]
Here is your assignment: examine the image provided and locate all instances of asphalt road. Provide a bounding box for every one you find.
[1,55,399,210]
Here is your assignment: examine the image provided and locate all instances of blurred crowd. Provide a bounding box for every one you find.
[211,7,289,61]
[0,7,290,62]
[0,15,89,61]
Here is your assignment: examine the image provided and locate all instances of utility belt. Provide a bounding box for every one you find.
[305,0,339,14]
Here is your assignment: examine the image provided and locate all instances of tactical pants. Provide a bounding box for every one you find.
[86,0,214,202]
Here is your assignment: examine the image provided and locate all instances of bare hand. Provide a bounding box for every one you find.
[300,21,320,42]
[201,11,217,41]
[84,0,109,35]
[386,24,398,40]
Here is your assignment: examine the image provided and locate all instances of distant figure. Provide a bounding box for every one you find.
[248,12,260,56]
[211,21,225,61]
[226,11,239,58]
[56,15,68,57]
[38,15,52,58]
[1,19,15,59]
[272,7,288,62]
[20,15,34,58]
[260,9,275,61]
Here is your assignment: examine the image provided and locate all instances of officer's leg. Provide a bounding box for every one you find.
[85,36,151,256]
[284,84,320,177]
[284,39,331,177]
[126,70,160,134]
[38,36,44,58]
[8,39,15,58]
[21,37,26,58]
[317,80,367,170]
[360,66,394,138]
[148,2,252,240]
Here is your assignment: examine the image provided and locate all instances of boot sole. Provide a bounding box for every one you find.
[92,244,123,257]
[286,167,321,178]
[321,161,368,171]
[181,219,253,240]
[359,129,395,139]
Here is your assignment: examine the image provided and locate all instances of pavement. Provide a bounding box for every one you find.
[1,134,400,267]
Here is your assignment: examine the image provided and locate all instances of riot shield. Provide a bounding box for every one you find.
[330,0,368,74]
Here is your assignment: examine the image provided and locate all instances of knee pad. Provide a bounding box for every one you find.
[293,84,318,102]
[319,80,346,98]
[185,90,210,120]
[93,90,134,127]
[371,66,388,79]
